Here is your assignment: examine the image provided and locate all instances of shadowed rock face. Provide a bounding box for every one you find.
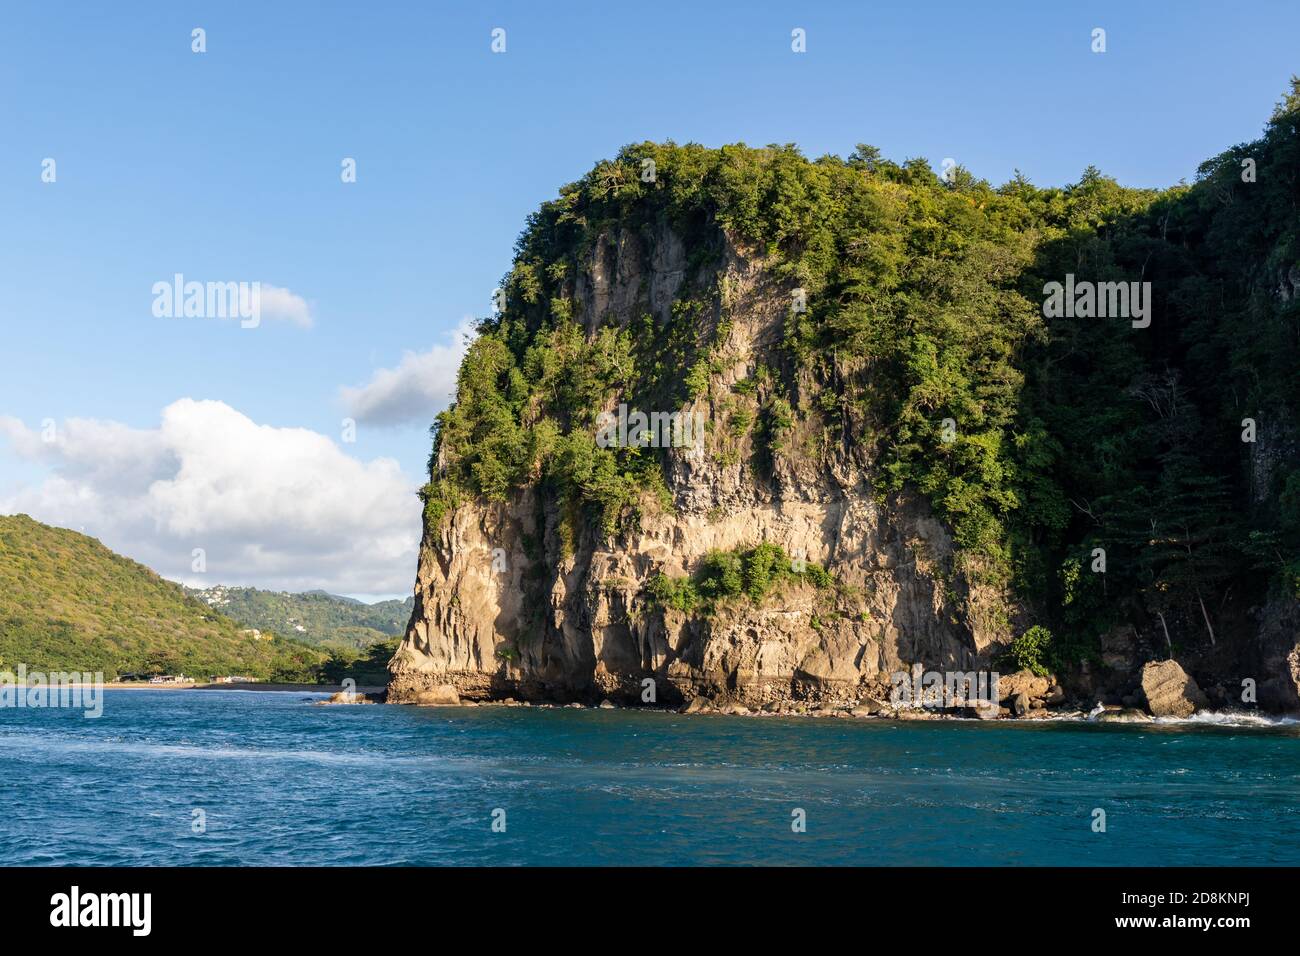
[1254,599,1300,712]
[388,226,1021,709]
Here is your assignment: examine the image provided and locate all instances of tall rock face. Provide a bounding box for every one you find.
[390,106,1300,712]
[389,225,1018,707]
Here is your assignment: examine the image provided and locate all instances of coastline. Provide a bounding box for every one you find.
[11,681,386,694]
[386,696,1300,728]
[190,682,387,694]
[13,682,1294,728]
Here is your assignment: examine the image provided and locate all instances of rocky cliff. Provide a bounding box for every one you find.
[389,223,1018,709]
[389,125,1300,716]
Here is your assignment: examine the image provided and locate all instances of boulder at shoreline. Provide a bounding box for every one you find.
[1139,660,1208,718]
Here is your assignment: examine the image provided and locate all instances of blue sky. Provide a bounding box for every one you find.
[1,0,1296,597]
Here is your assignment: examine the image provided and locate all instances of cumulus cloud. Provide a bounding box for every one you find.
[149,279,314,329]
[340,319,475,426]
[258,284,314,328]
[0,400,420,594]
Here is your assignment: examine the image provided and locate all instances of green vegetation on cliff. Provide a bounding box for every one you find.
[423,80,1300,665]
[647,543,832,614]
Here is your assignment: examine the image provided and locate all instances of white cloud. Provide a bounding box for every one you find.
[340,320,475,426]
[259,284,314,328]
[0,400,420,594]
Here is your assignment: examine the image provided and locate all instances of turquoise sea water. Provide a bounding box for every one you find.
[1,690,1297,866]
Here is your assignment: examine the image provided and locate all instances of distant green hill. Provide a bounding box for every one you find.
[185,585,413,649]
[0,514,327,680]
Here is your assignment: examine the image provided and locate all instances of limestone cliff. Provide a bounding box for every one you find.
[389,225,1018,707]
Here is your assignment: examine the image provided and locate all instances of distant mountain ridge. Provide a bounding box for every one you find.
[186,585,414,650]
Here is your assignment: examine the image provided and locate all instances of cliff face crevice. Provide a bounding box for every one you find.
[389,224,1018,707]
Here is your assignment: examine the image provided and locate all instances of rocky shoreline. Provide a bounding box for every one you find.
[341,691,1288,728]
[361,658,1283,725]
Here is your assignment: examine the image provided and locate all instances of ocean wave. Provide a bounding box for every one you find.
[1068,702,1297,728]
[1151,710,1300,728]
[0,731,494,771]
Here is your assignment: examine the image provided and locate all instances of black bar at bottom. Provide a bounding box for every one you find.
[0,866,1277,941]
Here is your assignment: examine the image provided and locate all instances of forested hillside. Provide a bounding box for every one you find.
[0,514,326,680]
[187,585,412,649]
